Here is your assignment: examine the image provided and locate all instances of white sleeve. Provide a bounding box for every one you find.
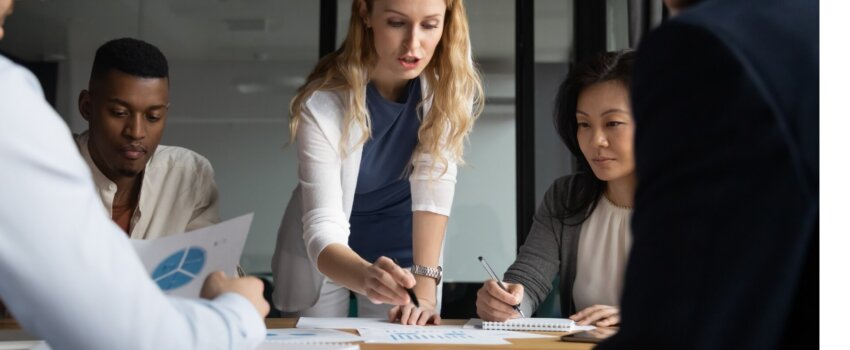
[0,57,265,350]
[407,85,466,217]
[409,151,457,216]
[296,95,351,266]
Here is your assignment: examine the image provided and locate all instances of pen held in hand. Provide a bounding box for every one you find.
[478,256,525,318]
[392,258,420,308]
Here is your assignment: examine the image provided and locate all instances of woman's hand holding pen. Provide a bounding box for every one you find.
[363,256,416,306]
[476,280,524,321]
[387,261,441,326]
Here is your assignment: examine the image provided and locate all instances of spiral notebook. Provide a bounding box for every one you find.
[481,318,585,332]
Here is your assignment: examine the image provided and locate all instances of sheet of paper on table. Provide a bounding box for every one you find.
[357,328,511,345]
[263,328,363,344]
[296,317,458,330]
[256,344,359,350]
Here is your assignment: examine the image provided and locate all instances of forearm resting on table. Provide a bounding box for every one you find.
[316,243,370,295]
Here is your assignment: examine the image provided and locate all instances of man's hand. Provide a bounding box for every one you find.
[201,271,270,318]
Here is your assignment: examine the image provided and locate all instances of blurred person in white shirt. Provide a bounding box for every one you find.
[0,1,270,348]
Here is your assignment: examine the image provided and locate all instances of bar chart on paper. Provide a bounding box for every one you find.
[391,330,469,341]
[357,328,510,345]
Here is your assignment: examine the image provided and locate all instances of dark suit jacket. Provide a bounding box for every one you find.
[598,0,818,349]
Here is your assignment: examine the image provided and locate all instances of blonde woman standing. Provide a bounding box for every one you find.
[272,0,483,326]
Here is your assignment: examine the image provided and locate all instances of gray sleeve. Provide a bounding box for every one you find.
[503,181,565,314]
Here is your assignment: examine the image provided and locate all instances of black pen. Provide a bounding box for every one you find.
[478,256,525,318]
[392,258,419,308]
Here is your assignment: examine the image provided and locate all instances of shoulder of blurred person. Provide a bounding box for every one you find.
[0,55,43,98]
[672,0,818,174]
[630,0,817,191]
[598,0,817,349]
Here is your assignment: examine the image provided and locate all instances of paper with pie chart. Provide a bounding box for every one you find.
[131,214,253,298]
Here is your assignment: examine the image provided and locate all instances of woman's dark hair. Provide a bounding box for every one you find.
[553,49,635,225]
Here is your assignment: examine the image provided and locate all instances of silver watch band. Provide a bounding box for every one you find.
[410,264,443,284]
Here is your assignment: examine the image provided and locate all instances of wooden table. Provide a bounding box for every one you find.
[2,318,601,349]
[268,319,598,350]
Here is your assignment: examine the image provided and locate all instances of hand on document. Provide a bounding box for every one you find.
[568,304,620,326]
[201,271,270,317]
[476,280,524,322]
[388,298,441,326]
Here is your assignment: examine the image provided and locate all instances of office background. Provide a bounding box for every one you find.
[0,0,662,317]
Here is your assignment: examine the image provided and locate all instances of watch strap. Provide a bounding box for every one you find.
[411,264,443,284]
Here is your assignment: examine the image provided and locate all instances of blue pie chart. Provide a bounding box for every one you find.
[151,247,206,291]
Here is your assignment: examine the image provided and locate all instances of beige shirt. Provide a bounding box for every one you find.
[572,195,633,310]
[74,132,220,239]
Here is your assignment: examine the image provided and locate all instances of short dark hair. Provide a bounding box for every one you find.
[89,38,168,85]
[553,49,635,225]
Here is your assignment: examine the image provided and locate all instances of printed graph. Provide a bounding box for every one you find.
[357,328,510,345]
[151,247,206,290]
[389,330,474,341]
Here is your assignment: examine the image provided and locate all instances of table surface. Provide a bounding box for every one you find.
[1,318,602,349]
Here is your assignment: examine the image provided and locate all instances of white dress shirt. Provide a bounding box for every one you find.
[272,82,459,312]
[0,55,265,349]
[74,132,220,239]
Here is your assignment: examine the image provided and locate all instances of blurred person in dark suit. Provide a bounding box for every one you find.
[598,0,818,349]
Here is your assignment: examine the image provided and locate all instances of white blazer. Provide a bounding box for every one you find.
[271,80,458,312]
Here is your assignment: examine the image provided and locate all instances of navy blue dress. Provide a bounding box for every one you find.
[348,78,422,267]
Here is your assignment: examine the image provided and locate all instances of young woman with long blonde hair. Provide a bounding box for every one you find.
[272,0,483,325]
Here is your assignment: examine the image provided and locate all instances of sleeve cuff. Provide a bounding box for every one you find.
[213,292,267,345]
[411,203,452,216]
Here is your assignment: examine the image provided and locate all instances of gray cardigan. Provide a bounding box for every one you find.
[503,174,588,317]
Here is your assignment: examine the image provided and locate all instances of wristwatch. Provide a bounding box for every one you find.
[410,264,443,285]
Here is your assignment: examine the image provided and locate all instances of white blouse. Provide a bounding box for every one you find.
[572,195,633,311]
[272,81,461,312]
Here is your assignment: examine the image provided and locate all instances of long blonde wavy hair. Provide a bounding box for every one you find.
[289,0,484,168]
